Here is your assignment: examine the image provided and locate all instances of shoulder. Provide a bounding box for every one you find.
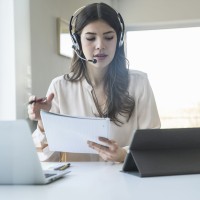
[128,69,148,83]
[50,75,73,87]
[51,75,66,84]
[49,74,85,90]
[48,75,69,92]
[128,69,152,95]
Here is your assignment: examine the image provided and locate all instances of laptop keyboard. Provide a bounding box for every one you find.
[45,173,56,178]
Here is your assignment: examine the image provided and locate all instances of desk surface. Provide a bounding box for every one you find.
[1,162,200,200]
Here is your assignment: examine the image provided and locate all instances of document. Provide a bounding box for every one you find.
[40,110,110,154]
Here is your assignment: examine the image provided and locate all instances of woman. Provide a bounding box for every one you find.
[28,3,161,163]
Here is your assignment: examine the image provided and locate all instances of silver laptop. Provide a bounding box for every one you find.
[0,120,70,185]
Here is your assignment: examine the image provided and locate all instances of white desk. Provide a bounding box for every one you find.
[1,162,200,200]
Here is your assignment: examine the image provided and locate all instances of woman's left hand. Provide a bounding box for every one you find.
[87,137,127,163]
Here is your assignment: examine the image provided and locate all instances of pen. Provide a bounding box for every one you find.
[28,97,47,105]
[54,163,71,171]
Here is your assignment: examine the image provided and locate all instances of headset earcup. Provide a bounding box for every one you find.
[118,33,124,47]
[72,33,80,51]
[117,13,124,47]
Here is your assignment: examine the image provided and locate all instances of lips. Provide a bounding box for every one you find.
[94,53,107,61]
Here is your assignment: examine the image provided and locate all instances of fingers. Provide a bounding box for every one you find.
[98,137,118,151]
[88,141,109,153]
[27,93,54,121]
[87,139,118,161]
[28,96,37,120]
[47,93,54,103]
[28,95,36,103]
[28,101,41,121]
[87,141,111,161]
[88,137,127,162]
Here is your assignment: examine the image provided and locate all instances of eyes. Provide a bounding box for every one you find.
[86,36,114,41]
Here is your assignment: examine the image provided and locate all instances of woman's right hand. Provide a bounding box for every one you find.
[28,93,54,131]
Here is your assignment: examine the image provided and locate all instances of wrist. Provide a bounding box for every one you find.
[37,120,45,133]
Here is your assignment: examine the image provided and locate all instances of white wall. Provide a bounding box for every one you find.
[14,0,31,119]
[118,0,200,29]
[0,0,31,120]
[0,0,16,120]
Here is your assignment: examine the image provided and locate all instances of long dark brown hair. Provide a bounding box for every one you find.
[66,3,135,126]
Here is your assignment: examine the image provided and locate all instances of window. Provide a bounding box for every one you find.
[127,27,200,128]
[57,18,73,58]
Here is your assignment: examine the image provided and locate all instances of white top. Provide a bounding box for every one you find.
[32,70,161,161]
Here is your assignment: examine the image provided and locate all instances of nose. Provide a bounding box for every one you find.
[95,38,105,50]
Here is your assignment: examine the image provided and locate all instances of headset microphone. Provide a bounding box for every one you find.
[72,45,97,64]
[89,59,97,64]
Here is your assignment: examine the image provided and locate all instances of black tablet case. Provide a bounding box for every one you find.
[122,128,200,177]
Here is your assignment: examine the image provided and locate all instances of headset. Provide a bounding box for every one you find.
[69,4,125,54]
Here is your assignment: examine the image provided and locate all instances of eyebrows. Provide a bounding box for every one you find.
[84,31,115,36]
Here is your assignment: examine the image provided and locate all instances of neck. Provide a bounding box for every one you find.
[86,66,107,88]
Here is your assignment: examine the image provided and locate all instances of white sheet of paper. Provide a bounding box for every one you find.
[40,110,110,154]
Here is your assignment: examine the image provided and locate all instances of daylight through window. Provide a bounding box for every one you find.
[127,27,200,128]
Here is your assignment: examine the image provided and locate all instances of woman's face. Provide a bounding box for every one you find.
[80,20,117,69]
